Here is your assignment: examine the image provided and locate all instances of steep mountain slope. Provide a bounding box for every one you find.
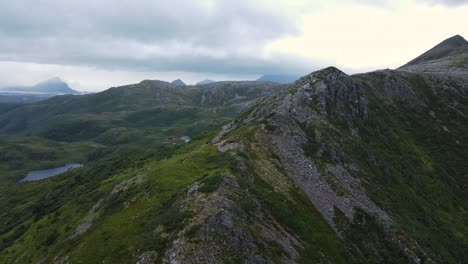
[211,66,467,263]
[0,37,467,263]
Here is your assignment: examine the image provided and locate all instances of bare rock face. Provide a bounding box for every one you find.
[137,251,158,264]
[294,67,369,120]
[246,67,391,231]
[71,199,104,238]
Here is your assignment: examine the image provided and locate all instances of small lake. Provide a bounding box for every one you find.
[180,135,192,143]
[20,163,84,182]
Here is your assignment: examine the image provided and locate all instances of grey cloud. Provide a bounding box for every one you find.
[353,0,468,7]
[0,36,320,75]
[418,0,468,6]
[0,0,318,75]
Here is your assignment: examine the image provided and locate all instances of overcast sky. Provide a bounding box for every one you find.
[0,0,467,91]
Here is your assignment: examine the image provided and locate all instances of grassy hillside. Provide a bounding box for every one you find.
[0,132,210,262]
[0,80,285,262]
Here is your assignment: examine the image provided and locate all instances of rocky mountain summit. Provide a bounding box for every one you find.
[400,35,468,74]
[171,79,187,86]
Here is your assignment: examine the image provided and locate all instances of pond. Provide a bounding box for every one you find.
[20,163,84,182]
[180,135,192,143]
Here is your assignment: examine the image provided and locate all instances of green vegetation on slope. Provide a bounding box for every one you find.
[345,90,467,263]
[221,126,350,263]
[0,130,234,263]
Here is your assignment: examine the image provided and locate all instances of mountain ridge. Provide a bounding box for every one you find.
[0,35,466,263]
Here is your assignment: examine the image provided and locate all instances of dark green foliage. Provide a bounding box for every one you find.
[185,224,202,238]
[346,93,468,263]
[198,173,224,193]
[333,208,408,263]
[41,118,107,142]
[42,230,59,247]
[265,239,288,259]
[0,225,28,252]
[105,187,139,213]
[141,192,190,255]
[300,125,320,158]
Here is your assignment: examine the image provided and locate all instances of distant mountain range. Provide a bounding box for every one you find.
[1,77,79,95]
[0,78,79,103]
[196,79,216,85]
[256,74,301,84]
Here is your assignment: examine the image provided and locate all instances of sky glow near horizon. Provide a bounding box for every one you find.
[0,0,467,91]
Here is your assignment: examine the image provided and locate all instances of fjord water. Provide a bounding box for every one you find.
[20,163,83,182]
